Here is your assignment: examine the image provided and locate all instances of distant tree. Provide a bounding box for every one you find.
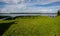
[58,10,60,16]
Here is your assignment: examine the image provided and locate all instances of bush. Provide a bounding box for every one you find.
[58,11,60,16]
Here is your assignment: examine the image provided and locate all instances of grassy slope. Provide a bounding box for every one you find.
[2,16,60,36]
[0,20,15,35]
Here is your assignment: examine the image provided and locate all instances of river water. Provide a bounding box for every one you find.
[0,13,57,17]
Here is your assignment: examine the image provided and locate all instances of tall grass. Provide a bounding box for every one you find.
[0,16,60,36]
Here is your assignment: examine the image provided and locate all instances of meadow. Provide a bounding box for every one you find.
[0,16,60,36]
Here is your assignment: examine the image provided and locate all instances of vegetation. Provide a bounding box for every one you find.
[58,10,60,16]
[0,11,60,36]
[0,16,8,19]
[0,16,59,36]
[0,20,15,36]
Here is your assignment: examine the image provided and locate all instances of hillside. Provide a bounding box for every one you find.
[0,16,59,36]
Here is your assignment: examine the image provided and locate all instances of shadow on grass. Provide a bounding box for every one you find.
[0,21,15,35]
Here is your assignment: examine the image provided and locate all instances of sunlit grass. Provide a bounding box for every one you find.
[1,16,60,36]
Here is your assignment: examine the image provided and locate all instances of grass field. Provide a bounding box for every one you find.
[0,16,60,36]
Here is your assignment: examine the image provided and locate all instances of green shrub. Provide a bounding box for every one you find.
[58,11,60,16]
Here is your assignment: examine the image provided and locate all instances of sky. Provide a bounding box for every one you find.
[0,0,60,13]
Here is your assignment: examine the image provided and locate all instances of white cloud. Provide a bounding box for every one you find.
[1,4,59,13]
[38,0,60,5]
[0,0,24,4]
[0,0,60,13]
[1,4,26,13]
[0,0,60,4]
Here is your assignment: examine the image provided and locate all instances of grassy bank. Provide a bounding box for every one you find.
[0,16,60,36]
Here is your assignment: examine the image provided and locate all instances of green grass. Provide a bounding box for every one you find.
[0,16,60,36]
[0,20,15,35]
